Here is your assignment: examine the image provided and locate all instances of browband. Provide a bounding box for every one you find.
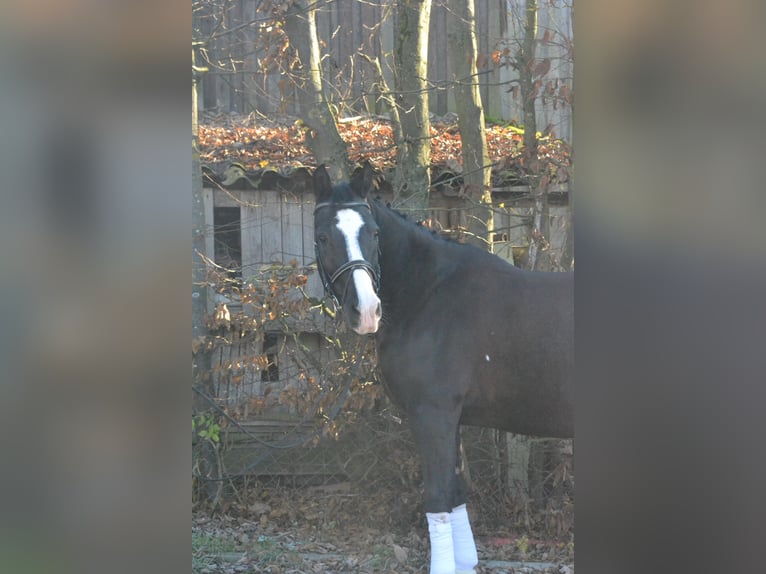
[314,201,371,213]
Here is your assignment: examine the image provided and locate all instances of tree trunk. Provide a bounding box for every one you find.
[519,0,538,155]
[517,0,550,271]
[447,0,493,251]
[192,53,220,504]
[527,185,551,270]
[358,52,404,151]
[506,0,542,509]
[284,0,350,181]
[392,0,432,212]
[561,182,574,270]
[561,13,574,272]
[505,433,530,504]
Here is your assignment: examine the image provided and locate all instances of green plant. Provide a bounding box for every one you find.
[192,532,237,572]
[484,114,506,126]
[365,544,395,569]
[251,536,293,563]
[515,534,529,558]
[193,413,221,444]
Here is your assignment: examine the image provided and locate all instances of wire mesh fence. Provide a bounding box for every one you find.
[193,402,573,537]
[192,184,573,539]
[193,277,573,536]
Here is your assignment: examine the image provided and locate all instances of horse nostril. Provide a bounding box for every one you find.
[376,303,382,317]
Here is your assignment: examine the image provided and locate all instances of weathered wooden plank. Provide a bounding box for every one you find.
[278,334,303,416]
[203,188,216,315]
[234,0,246,112]
[212,326,340,416]
[195,0,571,137]
[242,0,259,113]
[281,195,305,265]
[327,0,340,82]
[379,3,395,103]
[211,189,241,208]
[236,418,312,428]
[238,333,262,400]
[337,0,354,110]
[280,195,326,326]
[429,1,448,115]
[485,0,507,118]
[350,0,364,110]
[315,0,330,48]
[490,204,570,262]
[302,199,325,301]
[260,190,283,263]
[359,0,378,113]
[547,205,571,261]
[209,331,267,406]
[240,190,263,281]
[221,441,345,478]
[285,332,322,391]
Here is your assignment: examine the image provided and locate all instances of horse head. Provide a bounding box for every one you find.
[313,162,382,335]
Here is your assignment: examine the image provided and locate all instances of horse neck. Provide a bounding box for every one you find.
[372,201,445,317]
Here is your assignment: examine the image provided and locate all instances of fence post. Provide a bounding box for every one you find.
[192,50,222,504]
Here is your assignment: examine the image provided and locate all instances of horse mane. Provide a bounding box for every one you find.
[372,197,458,244]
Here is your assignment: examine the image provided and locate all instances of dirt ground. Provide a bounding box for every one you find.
[192,485,573,573]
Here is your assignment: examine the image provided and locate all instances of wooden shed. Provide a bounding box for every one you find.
[201,165,570,423]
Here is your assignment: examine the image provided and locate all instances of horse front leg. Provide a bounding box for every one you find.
[410,409,474,574]
[451,430,479,574]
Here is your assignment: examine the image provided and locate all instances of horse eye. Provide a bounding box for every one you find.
[317,234,328,244]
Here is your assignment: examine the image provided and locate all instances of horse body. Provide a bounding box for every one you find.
[372,199,573,440]
[313,164,573,574]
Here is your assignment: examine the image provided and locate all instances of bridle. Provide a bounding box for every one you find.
[314,201,381,306]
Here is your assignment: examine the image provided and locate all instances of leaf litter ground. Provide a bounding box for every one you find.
[192,485,573,573]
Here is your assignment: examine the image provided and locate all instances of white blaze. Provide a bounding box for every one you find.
[335,209,381,334]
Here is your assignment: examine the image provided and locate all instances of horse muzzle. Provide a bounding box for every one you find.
[350,299,382,334]
[347,268,381,334]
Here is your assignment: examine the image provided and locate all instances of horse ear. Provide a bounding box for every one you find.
[350,160,375,199]
[313,164,333,203]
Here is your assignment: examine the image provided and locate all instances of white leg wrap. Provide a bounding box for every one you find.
[451,504,478,574]
[426,512,455,574]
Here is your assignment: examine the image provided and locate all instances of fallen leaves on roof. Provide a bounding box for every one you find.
[199,112,571,187]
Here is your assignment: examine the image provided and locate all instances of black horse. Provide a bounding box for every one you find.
[313,163,573,574]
